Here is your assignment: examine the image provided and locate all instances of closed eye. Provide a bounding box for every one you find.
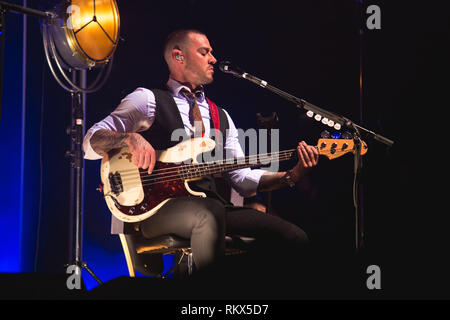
[199,48,212,56]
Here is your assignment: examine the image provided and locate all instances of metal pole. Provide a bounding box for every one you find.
[67,69,102,284]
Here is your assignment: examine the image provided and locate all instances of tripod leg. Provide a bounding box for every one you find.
[81,262,103,285]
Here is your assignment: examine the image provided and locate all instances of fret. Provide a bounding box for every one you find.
[176,149,296,180]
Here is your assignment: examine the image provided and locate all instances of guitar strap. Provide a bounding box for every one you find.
[207,98,220,133]
[206,97,223,148]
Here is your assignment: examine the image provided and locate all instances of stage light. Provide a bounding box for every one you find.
[43,0,120,92]
[51,0,119,69]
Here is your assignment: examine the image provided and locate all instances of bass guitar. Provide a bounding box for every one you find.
[100,137,367,222]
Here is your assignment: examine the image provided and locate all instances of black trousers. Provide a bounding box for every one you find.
[139,197,309,269]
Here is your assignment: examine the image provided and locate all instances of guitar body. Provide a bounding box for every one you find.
[101,137,216,223]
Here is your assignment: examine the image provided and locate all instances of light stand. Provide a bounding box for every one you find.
[42,0,120,285]
[66,72,101,284]
[0,0,119,285]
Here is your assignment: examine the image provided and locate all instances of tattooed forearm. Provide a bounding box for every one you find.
[90,129,129,156]
[257,171,289,192]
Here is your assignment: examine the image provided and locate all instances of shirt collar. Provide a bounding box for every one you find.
[167,78,205,101]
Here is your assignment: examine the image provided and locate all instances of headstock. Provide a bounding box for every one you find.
[317,138,368,160]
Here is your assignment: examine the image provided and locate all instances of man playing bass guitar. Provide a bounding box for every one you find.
[83,29,319,271]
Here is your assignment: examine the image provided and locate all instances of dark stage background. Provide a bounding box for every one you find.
[1,0,449,299]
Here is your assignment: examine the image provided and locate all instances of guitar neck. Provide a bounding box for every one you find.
[179,149,297,179]
[141,138,367,183]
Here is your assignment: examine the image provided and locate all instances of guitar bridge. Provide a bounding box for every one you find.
[109,172,123,195]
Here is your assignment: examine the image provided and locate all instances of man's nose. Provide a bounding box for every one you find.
[209,54,217,64]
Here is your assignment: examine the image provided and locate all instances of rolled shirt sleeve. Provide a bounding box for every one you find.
[83,88,156,160]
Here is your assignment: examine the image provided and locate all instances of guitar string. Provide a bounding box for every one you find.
[117,154,299,188]
[118,148,354,187]
[118,146,353,184]
[113,139,359,177]
[122,161,292,189]
[119,152,295,184]
[120,153,295,185]
[121,154,296,184]
[117,149,297,178]
[116,143,358,179]
[119,155,291,182]
[113,147,358,192]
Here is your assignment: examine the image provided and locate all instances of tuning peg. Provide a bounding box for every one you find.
[320,130,330,138]
[342,131,353,139]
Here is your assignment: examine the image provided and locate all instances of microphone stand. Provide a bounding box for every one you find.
[222,66,394,252]
[236,71,393,147]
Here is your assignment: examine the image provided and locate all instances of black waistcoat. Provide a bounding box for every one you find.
[139,88,232,204]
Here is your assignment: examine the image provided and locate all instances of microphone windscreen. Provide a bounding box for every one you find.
[218,61,232,73]
[218,61,244,76]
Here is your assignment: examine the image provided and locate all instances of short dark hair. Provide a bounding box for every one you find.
[163,29,206,65]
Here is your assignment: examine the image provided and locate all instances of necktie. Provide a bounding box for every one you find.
[181,88,205,137]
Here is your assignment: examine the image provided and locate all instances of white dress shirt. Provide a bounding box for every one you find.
[83,78,266,197]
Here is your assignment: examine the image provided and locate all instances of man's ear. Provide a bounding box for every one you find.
[172,49,184,62]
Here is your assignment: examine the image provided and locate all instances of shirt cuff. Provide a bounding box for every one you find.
[225,168,267,198]
[83,129,104,160]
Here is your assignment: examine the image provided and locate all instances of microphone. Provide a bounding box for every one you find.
[218,61,268,88]
[218,61,245,78]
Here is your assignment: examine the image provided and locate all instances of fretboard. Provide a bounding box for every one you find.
[177,149,297,179]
